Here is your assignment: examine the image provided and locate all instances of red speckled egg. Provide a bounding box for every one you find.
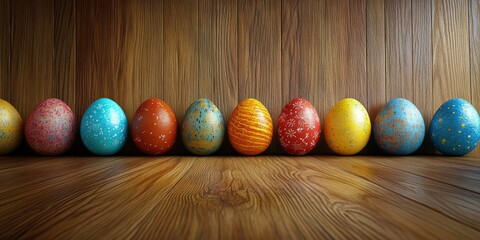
[25,98,76,155]
[278,98,321,155]
[132,98,177,155]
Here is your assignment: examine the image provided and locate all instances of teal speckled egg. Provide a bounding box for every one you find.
[182,98,225,155]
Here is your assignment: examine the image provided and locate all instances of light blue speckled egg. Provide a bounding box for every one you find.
[430,98,480,156]
[373,98,425,155]
[182,98,225,155]
[80,98,128,155]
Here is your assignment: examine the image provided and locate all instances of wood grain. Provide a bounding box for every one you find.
[54,0,76,116]
[413,0,434,154]
[0,0,10,101]
[238,0,282,154]
[199,0,237,154]
[471,0,480,155]
[282,0,326,153]
[385,0,413,100]
[1,156,480,238]
[75,0,114,118]
[433,0,471,106]
[11,0,54,120]
[1,0,480,155]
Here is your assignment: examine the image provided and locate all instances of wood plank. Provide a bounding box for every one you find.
[198,0,237,154]
[412,0,434,154]
[0,157,197,239]
[385,0,413,100]
[470,0,480,155]
[367,156,480,194]
[238,0,282,153]
[75,0,114,118]
[433,0,471,107]
[324,156,480,231]
[1,156,480,238]
[282,0,325,153]
[10,0,54,120]
[0,0,10,101]
[53,0,76,117]
[366,0,385,154]
[163,0,198,154]
[325,0,367,153]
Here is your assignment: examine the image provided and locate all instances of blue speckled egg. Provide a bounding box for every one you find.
[80,98,128,155]
[182,98,225,155]
[430,98,480,156]
[373,98,425,155]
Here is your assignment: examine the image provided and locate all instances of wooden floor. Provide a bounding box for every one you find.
[1,155,480,239]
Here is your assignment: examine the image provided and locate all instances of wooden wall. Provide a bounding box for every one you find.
[0,0,479,155]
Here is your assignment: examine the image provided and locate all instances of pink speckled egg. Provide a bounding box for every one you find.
[25,98,76,155]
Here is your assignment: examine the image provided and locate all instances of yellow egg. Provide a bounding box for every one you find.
[0,99,23,155]
[324,98,371,155]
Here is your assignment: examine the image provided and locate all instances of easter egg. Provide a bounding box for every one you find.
[278,98,321,155]
[132,98,177,155]
[430,98,480,156]
[25,98,76,155]
[373,98,425,155]
[0,99,23,155]
[80,98,128,155]
[324,98,371,155]
[182,98,225,155]
[228,98,273,155]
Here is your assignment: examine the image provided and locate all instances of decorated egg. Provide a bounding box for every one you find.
[25,98,76,155]
[430,98,480,156]
[0,99,23,155]
[373,98,425,155]
[80,98,128,155]
[324,98,371,155]
[182,98,225,155]
[132,98,177,155]
[228,98,273,155]
[278,98,320,155]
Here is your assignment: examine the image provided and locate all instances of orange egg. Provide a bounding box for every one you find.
[228,98,273,155]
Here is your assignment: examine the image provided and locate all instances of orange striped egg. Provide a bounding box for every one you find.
[228,98,273,155]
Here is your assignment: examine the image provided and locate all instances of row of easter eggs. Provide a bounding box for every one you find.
[0,97,479,156]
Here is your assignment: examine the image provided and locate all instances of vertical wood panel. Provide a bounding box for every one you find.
[325,0,367,153]
[75,0,114,117]
[164,0,198,154]
[470,0,480,155]
[199,0,237,154]
[54,0,76,117]
[366,0,386,121]
[11,0,54,119]
[385,0,413,101]
[413,0,434,154]
[238,0,281,153]
[433,0,471,107]
[0,0,10,101]
[366,0,385,154]
[282,0,325,153]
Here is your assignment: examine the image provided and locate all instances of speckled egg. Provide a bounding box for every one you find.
[81,98,128,155]
[373,98,425,155]
[182,98,225,155]
[0,99,23,155]
[430,98,480,156]
[228,98,273,156]
[324,98,371,155]
[132,98,177,155]
[25,98,76,155]
[278,98,321,155]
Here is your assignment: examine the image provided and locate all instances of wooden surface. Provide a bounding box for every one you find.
[1,155,480,238]
[0,0,479,155]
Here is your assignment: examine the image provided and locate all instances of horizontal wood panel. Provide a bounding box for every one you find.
[0,156,479,238]
[0,0,479,155]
